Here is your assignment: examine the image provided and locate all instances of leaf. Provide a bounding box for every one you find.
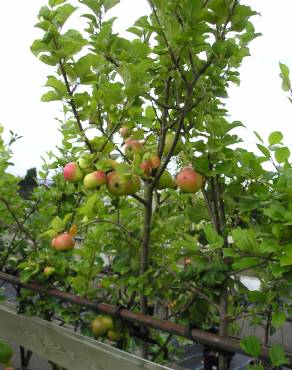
[49,0,67,7]
[103,0,119,11]
[79,0,101,15]
[240,336,261,358]
[275,147,290,163]
[30,39,49,57]
[256,144,270,158]
[272,311,286,329]
[232,257,259,271]
[45,76,67,96]
[54,4,77,27]
[204,224,224,249]
[231,228,258,252]
[59,29,87,56]
[41,91,61,102]
[269,344,288,366]
[254,130,263,143]
[268,131,283,146]
[279,62,291,92]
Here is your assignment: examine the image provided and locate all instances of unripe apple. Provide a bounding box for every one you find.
[107,172,132,196]
[77,156,94,174]
[156,170,175,190]
[124,140,143,160]
[107,330,122,342]
[83,171,107,190]
[43,266,55,277]
[140,161,152,177]
[119,126,131,139]
[63,162,83,183]
[176,167,204,193]
[163,133,183,156]
[128,174,141,194]
[91,315,114,338]
[51,233,75,251]
[149,155,161,170]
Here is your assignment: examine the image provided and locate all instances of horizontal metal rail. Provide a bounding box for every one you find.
[0,271,291,365]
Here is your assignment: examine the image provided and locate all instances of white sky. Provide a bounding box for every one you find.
[0,1,291,176]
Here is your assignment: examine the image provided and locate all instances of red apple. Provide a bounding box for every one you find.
[51,233,75,251]
[119,127,131,139]
[163,133,183,156]
[63,162,83,183]
[84,171,107,190]
[124,140,143,160]
[140,161,152,177]
[149,155,161,170]
[176,167,204,193]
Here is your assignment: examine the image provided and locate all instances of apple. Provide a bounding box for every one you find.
[43,267,55,277]
[176,167,204,193]
[100,316,114,331]
[107,172,140,195]
[156,170,175,190]
[91,316,114,338]
[51,233,75,251]
[107,330,122,342]
[163,133,183,156]
[124,140,143,160]
[107,172,132,196]
[149,155,161,170]
[84,171,107,190]
[63,162,83,183]
[128,174,141,194]
[140,161,152,177]
[119,126,131,139]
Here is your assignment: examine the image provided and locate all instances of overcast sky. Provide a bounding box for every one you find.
[0,1,291,176]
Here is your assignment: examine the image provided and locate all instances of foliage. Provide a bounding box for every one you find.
[0,1,291,369]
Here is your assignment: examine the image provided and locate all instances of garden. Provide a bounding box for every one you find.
[1,0,292,369]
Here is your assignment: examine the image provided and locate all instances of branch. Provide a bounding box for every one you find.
[57,58,94,153]
[147,0,189,88]
[79,219,143,242]
[158,77,172,158]
[0,197,38,249]
[165,266,220,311]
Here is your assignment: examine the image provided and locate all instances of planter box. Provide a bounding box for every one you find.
[0,303,174,370]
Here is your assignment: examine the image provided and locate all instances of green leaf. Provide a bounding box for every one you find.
[30,39,49,57]
[79,0,101,15]
[231,228,258,252]
[256,144,270,158]
[49,0,66,7]
[272,311,286,329]
[59,29,87,56]
[269,344,288,366]
[0,339,13,366]
[232,257,259,271]
[103,0,119,11]
[254,130,263,143]
[54,4,77,26]
[268,131,283,146]
[41,91,61,102]
[240,336,261,358]
[45,76,67,96]
[279,62,291,92]
[275,147,290,163]
[204,224,224,249]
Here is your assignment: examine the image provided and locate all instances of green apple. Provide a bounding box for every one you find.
[163,133,183,156]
